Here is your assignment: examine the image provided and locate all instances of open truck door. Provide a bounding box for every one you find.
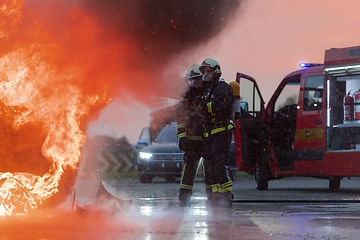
[265,65,325,172]
[233,73,266,174]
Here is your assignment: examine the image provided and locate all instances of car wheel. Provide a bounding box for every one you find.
[165,175,176,183]
[139,174,153,183]
[256,161,269,190]
[329,177,341,190]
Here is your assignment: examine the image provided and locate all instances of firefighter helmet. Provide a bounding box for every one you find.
[199,58,222,76]
[186,63,203,88]
[186,63,202,79]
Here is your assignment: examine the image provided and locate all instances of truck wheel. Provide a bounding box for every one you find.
[329,177,341,190]
[256,161,269,190]
[139,174,153,183]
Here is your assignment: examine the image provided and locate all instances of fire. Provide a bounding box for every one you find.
[0,0,242,216]
[0,1,127,215]
[0,0,24,39]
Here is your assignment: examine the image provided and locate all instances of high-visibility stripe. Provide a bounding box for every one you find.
[206,185,212,190]
[211,183,220,193]
[178,133,187,138]
[180,163,186,183]
[187,135,202,140]
[204,124,233,137]
[219,181,233,192]
[295,128,324,141]
[207,102,213,114]
[177,123,186,128]
[180,184,193,190]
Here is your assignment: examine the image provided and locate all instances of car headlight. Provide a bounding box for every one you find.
[139,152,153,160]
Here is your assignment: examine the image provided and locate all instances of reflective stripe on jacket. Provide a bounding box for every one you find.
[204,124,233,137]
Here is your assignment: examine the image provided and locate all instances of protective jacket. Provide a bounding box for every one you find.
[202,79,235,136]
[177,86,205,143]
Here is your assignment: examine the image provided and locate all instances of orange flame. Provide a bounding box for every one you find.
[0,0,138,215]
[0,0,24,39]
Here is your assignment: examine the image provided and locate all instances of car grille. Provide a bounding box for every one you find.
[152,153,183,161]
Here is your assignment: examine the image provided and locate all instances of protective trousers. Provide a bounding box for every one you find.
[204,131,233,207]
[179,140,211,205]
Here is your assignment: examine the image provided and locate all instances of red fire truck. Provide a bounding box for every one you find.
[233,45,360,190]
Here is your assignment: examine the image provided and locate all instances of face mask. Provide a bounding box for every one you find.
[189,78,203,88]
[202,70,215,82]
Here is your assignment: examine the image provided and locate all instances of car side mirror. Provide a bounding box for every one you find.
[137,140,148,147]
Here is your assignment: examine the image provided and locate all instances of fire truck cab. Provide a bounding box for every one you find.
[234,45,360,190]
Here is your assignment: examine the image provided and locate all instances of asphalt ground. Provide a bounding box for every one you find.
[72,176,360,239]
[1,176,360,239]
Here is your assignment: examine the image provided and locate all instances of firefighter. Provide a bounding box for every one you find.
[199,58,235,208]
[177,63,211,207]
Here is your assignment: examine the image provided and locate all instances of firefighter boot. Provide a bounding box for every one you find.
[179,189,192,207]
[217,191,233,208]
[210,192,221,208]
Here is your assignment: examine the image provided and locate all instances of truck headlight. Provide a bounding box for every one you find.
[139,152,153,160]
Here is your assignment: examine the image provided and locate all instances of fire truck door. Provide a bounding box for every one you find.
[234,73,265,172]
[294,73,325,163]
[271,76,301,171]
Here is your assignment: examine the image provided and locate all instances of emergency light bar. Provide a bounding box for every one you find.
[299,63,324,68]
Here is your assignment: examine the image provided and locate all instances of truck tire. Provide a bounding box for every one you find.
[329,177,341,190]
[256,161,269,190]
[139,174,153,183]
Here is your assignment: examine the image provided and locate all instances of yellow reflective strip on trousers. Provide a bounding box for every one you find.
[211,183,220,193]
[180,163,186,183]
[180,184,193,190]
[177,123,185,128]
[220,181,233,189]
[219,181,233,193]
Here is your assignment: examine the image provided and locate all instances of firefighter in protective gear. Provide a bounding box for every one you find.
[177,63,211,207]
[199,58,235,208]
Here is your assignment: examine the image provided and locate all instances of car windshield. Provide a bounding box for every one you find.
[153,127,178,143]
